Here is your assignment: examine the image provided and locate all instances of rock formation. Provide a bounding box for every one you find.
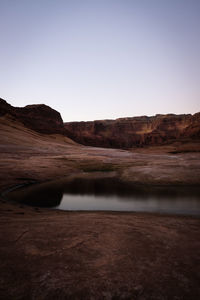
[0,98,65,135]
[1,97,199,149]
[64,113,200,149]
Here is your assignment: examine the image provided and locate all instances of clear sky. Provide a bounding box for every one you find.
[0,0,199,121]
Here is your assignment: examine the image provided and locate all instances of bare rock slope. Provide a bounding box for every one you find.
[0,98,66,135]
[1,97,199,150]
[1,98,200,300]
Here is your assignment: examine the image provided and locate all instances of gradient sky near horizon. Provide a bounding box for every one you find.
[0,0,199,121]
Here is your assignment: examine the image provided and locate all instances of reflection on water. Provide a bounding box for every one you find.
[5,177,200,216]
[59,194,200,215]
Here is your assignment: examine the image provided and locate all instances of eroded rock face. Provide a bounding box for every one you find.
[0,98,65,135]
[1,98,199,148]
[64,113,200,148]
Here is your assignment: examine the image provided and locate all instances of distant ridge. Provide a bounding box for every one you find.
[1,98,199,149]
[64,112,200,149]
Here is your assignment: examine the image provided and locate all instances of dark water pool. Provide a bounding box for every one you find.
[5,177,200,216]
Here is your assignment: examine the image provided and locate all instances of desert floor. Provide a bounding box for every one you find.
[0,116,200,299]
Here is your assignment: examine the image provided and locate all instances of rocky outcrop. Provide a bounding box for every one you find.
[1,98,199,149]
[0,98,65,135]
[64,113,200,149]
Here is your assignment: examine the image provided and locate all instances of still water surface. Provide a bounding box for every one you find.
[59,193,200,215]
[6,177,200,216]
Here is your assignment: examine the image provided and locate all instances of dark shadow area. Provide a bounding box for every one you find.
[6,185,63,207]
[62,177,200,199]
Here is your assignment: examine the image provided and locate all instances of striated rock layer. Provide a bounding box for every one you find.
[1,97,199,149]
[0,98,66,135]
[64,113,200,149]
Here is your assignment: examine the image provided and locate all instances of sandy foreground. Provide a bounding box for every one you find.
[0,116,200,299]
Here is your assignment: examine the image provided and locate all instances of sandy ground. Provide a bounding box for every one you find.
[0,116,200,299]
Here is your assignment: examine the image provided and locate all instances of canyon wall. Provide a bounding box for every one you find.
[1,98,199,149]
[65,113,200,149]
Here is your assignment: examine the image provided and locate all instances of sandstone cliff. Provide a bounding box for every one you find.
[1,98,199,149]
[0,98,65,135]
[64,113,200,149]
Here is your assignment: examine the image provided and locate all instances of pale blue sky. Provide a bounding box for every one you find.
[0,0,199,121]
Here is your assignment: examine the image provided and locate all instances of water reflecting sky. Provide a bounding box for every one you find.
[58,193,200,216]
[6,177,200,216]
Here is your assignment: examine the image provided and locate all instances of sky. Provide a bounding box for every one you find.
[0,0,199,121]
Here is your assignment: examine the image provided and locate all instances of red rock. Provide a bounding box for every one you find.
[0,98,65,135]
[64,113,200,149]
[1,98,199,149]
